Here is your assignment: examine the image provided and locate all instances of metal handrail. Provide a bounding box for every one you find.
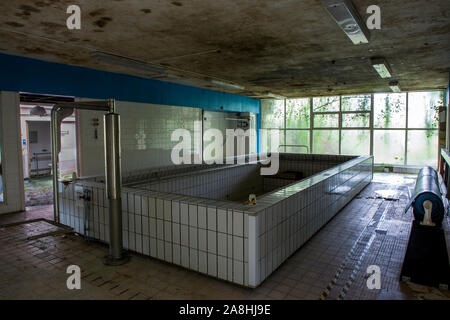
[441,148,450,166]
[278,144,309,153]
[31,152,51,176]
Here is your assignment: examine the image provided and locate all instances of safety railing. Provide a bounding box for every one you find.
[30,152,51,176]
[278,144,309,153]
[439,148,450,199]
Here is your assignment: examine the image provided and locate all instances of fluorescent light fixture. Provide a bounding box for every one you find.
[389,81,401,92]
[90,51,165,76]
[322,0,370,44]
[371,57,392,78]
[210,80,245,90]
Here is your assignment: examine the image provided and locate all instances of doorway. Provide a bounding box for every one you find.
[19,93,77,207]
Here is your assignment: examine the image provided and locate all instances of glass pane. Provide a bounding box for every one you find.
[313,96,340,112]
[286,98,310,129]
[285,130,310,153]
[374,130,405,164]
[407,130,438,167]
[408,91,443,128]
[341,94,371,111]
[374,93,406,128]
[261,99,284,128]
[314,114,338,128]
[261,129,284,153]
[342,113,370,127]
[341,130,370,155]
[313,130,339,154]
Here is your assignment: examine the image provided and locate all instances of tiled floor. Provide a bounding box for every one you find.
[0,173,449,300]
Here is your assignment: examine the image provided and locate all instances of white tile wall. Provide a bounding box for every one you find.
[0,91,25,214]
[217,256,227,280]
[136,163,262,202]
[256,157,373,286]
[218,209,227,233]
[77,100,202,177]
[77,103,259,180]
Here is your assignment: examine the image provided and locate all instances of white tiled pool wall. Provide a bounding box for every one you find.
[82,161,221,184]
[59,180,109,242]
[262,177,296,193]
[278,153,356,176]
[59,182,252,286]
[253,156,373,286]
[129,153,358,201]
[121,191,252,286]
[262,153,357,193]
[59,154,372,287]
[132,163,263,201]
[83,155,251,184]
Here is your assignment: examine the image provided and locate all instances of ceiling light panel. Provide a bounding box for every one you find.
[322,0,370,45]
[210,80,245,90]
[371,58,392,78]
[389,81,401,92]
[90,52,166,76]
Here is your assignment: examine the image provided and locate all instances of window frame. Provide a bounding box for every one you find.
[260,90,443,166]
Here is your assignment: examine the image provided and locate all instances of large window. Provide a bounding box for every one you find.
[373,93,407,164]
[261,91,443,167]
[261,99,284,129]
[374,93,406,128]
[374,130,405,164]
[406,91,442,166]
[313,130,339,154]
[341,130,370,156]
[341,95,371,111]
[286,98,309,128]
[340,94,371,156]
[313,96,340,112]
[312,96,341,155]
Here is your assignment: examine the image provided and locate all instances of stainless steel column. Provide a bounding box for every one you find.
[51,108,60,223]
[51,106,73,223]
[103,111,129,265]
[50,99,128,264]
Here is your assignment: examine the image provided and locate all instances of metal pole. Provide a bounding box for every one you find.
[405,93,408,166]
[103,109,128,265]
[370,94,374,156]
[446,103,450,150]
[50,108,60,223]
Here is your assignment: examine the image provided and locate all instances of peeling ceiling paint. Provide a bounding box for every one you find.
[0,0,449,97]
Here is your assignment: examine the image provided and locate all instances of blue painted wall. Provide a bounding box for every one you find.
[0,53,260,115]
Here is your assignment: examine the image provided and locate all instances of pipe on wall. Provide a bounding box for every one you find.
[51,99,128,265]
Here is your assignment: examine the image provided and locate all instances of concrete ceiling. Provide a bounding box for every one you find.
[0,0,449,98]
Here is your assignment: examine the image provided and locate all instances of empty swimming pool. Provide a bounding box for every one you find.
[59,153,373,287]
